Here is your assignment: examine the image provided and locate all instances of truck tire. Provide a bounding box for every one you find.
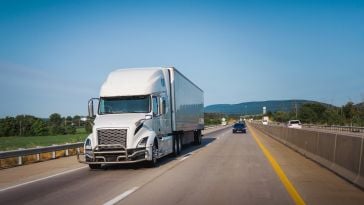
[146,140,158,167]
[173,135,181,156]
[194,130,202,145]
[173,135,179,156]
[178,134,182,154]
[89,164,101,169]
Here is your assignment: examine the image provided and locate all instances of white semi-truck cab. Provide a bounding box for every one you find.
[78,67,204,169]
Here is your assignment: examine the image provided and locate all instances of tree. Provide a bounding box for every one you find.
[85,120,93,133]
[31,119,49,136]
[0,117,17,137]
[298,105,318,123]
[49,113,62,127]
[50,125,66,135]
[322,109,342,125]
[272,111,290,122]
[65,125,76,134]
[343,102,357,124]
[73,115,81,126]
[15,115,37,136]
[49,113,65,135]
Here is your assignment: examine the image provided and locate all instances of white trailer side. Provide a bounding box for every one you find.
[169,68,204,132]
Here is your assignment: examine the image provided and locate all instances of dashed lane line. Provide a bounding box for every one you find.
[0,166,88,193]
[103,187,139,205]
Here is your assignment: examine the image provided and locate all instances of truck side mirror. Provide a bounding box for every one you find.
[88,98,99,118]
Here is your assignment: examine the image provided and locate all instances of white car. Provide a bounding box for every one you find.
[287,120,302,129]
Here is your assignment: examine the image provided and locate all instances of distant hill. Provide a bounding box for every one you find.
[204,100,328,115]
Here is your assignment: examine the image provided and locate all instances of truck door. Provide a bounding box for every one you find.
[152,95,172,155]
[152,96,161,136]
[152,96,164,155]
[159,94,173,154]
[159,95,170,134]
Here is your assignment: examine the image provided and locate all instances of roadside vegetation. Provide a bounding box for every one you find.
[204,113,223,125]
[207,101,364,127]
[268,102,364,126]
[0,113,92,151]
[0,113,92,137]
[0,130,87,151]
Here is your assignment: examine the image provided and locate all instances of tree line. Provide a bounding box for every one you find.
[269,102,364,126]
[0,113,92,137]
[204,113,224,125]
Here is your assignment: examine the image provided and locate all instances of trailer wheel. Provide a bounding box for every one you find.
[194,130,202,145]
[89,164,101,169]
[146,140,158,167]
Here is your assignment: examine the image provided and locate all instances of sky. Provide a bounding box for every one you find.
[0,0,363,117]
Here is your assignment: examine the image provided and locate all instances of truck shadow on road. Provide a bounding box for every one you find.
[100,137,216,170]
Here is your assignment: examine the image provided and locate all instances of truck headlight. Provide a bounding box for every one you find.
[85,138,92,150]
[137,137,148,148]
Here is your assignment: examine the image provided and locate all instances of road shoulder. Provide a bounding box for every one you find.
[249,125,364,205]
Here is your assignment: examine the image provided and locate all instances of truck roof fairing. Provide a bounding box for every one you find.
[100,68,166,97]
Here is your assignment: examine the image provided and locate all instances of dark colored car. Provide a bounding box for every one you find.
[232,123,246,133]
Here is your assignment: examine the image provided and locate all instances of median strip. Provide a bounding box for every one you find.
[249,126,306,205]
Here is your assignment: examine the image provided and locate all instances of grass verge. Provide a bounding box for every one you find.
[0,132,88,151]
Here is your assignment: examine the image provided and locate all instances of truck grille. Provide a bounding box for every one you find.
[97,129,127,147]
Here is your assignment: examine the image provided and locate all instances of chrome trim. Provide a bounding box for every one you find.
[77,143,149,164]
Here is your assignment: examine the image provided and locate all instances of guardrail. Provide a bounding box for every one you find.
[0,142,83,166]
[252,120,364,134]
[249,122,364,189]
[302,124,364,133]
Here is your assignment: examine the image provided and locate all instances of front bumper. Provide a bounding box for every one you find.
[77,144,149,164]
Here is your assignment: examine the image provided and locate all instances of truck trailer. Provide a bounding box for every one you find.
[78,67,204,168]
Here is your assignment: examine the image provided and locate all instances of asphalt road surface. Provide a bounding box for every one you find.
[1,126,363,205]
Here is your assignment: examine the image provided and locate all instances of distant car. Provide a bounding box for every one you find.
[233,123,246,133]
[262,120,268,125]
[287,120,302,129]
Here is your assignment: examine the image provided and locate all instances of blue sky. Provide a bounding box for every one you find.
[0,0,363,117]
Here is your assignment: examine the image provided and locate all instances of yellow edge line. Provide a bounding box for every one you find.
[248,125,306,205]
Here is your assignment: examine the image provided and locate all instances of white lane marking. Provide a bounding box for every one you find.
[179,155,191,162]
[103,187,139,205]
[0,166,88,192]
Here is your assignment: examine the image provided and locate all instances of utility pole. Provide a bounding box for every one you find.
[295,102,298,119]
[19,120,22,136]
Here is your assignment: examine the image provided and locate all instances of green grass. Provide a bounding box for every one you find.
[0,129,89,151]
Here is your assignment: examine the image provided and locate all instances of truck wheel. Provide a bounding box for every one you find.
[89,164,101,169]
[173,135,179,156]
[146,141,158,167]
[178,135,182,154]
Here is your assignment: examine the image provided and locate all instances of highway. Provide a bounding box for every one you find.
[1,126,364,205]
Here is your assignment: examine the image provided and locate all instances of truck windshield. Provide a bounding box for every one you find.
[99,95,151,114]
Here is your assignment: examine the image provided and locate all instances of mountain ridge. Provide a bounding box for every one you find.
[204,99,331,115]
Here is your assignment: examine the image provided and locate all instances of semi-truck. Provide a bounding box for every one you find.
[78,67,204,169]
[262,116,269,125]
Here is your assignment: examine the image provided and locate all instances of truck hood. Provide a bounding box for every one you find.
[94,113,147,129]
